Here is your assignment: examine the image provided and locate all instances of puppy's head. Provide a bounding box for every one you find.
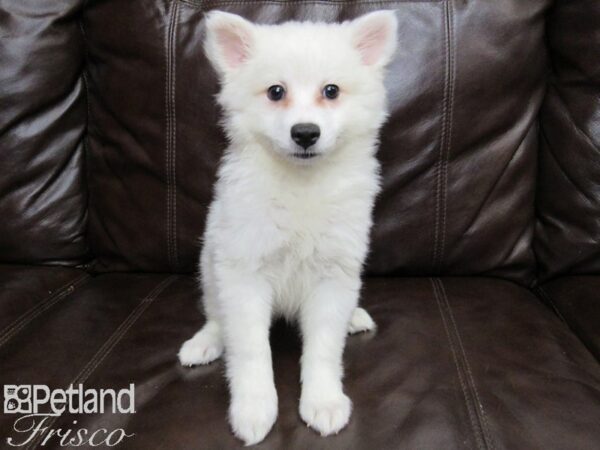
[205,11,397,164]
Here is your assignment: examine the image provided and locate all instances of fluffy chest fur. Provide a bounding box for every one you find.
[205,144,380,313]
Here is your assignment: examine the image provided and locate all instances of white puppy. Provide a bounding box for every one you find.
[179,10,397,446]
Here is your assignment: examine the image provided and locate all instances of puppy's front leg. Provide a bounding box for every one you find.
[218,269,277,446]
[299,277,359,436]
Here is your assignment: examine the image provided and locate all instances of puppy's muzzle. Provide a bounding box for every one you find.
[291,123,320,150]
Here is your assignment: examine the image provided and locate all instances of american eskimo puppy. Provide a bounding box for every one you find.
[179,10,397,445]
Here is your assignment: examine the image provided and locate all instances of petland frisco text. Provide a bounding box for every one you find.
[3,384,135,447]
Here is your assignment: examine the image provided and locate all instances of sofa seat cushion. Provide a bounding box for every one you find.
[1,273,599,449]
[540,276,600,361]
[0,265,89,344]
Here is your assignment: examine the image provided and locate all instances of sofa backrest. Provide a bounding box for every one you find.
[0,0,89,265]
[535,0,600,282]
[13,0,596,287]
[75,0,549,285]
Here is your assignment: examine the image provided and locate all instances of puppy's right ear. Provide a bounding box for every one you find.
[204,11,255,76]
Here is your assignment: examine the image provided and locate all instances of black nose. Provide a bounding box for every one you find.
[291,123,320,150]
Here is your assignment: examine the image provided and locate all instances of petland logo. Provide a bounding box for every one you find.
[3,384,135,447]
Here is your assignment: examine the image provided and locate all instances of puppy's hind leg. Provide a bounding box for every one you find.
[347,307,376,335]
[179,321,224,366]
[179,247,224,366]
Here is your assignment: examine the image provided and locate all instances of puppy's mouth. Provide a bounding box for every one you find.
[292,152,318,160]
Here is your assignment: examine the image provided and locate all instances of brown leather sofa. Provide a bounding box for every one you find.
[1,1,599,448]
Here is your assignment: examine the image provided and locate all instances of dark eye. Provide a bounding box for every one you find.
[267,85,285,101]
[323,84,340,100]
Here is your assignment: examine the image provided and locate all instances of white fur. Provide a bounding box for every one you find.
[179,10,397,446]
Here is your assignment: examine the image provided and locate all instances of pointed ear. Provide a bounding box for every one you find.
[350,11,398,67]
[204,11,255,75]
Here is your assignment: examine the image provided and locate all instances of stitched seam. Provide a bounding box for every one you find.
[69,276,177,385]
[165,2,172,269]
[179,0,444,8]
[433,0,454,272]
[433,2,447,270]
[26,275,178,450]
[432,279,485,449]
[438,279,495,450]
[165,1,180,271]
[439,1,454,270]
[431,278,485,450]
[167,1,172,270]
[0,274,90,349]
[172,2,180,270]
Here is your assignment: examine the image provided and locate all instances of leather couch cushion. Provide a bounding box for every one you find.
[0,0,89,265]
[0,265,88,343]
[539,276,600,361]
[83,0,549,284]
[535,0,600,280]
[1,274,598,448]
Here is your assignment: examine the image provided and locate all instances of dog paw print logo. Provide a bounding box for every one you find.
[3,385,32,414]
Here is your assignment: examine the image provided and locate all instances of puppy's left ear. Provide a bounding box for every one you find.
[350,10,398,68]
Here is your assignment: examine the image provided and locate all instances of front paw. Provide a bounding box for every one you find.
[300,390,352,436]
[229,388,278,446]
